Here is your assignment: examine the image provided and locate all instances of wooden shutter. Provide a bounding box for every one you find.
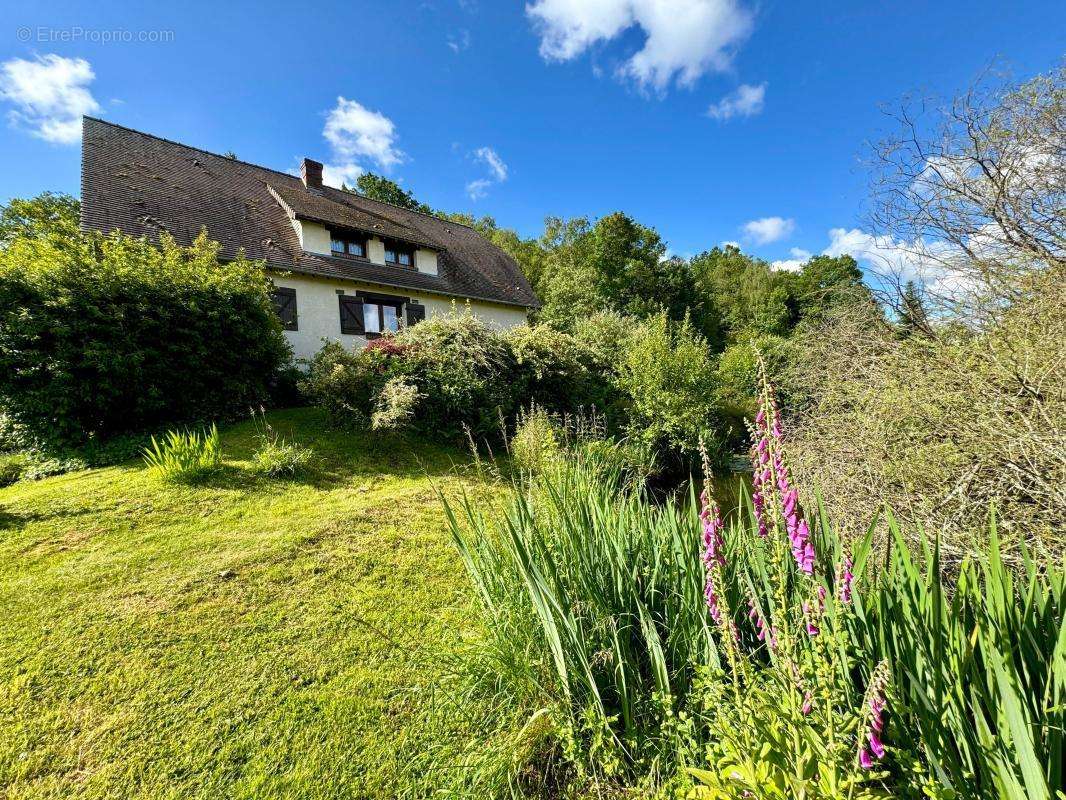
[339,295,365,334]
[406,303,426,326]
[271,287,298,331]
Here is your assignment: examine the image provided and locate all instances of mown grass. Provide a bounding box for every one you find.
[0,408,509,799]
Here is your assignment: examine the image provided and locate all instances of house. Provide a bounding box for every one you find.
[79,117,539,359]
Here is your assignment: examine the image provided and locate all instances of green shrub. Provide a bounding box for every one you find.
[0,229,290,449]
[715,334,801,447]
[617,313,726,474]
[0,452,27,487]
[299,341,393,428]
[142,424,223,483]
[509,407,562,474]
[505,324,616,421]
[393,311,518,440]
[371,377,422,431]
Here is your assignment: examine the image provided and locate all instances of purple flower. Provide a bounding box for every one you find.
[802,601,820,636]
[801,691,813,715]
[838,555,854,603]
[859,662,890,769]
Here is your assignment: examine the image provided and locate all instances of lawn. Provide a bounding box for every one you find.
[0,409,510,799]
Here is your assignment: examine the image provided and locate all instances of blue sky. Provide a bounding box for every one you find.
[0,0,1062,269]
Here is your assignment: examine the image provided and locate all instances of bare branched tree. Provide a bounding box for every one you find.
[866,64,1065,324]
[787,64,1066,563]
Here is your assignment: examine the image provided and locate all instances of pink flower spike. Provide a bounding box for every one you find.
[869,731,885,759]
[801,692,813,715]
[859,748,874,770]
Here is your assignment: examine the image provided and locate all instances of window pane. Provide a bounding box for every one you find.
[331,238,344,253]
[385,247,396,262]
[348,241,364,257]
[382,305,399,332]
[398,251,411,266]
[363,303,381,333]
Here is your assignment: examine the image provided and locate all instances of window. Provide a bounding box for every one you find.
[339,292,405,338]
[384,241,414,267]
[330,230,367,259]
[271,287,298,331]
[363,300,401,336]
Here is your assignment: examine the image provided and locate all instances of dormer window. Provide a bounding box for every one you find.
[330,230,367,259]
[384,241,414,267]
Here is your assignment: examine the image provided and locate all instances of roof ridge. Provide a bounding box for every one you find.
[83,116,483,235]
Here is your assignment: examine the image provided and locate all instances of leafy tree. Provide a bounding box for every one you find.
[535,212,698,329]
[348,172,434,214]
[691,245,790,343]
[0,192,80,246]
[788,254,866,323]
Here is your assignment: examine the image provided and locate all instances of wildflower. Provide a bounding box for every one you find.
[699,441,729,633]
[747,598,777,649]
[838,554,854,603]
[801,691,813,715]
[802,601,820,637]
[858,661,891,769]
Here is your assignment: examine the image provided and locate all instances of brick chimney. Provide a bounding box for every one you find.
[300,158,323,190]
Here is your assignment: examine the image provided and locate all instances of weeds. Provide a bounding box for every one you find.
[141,424,222,483]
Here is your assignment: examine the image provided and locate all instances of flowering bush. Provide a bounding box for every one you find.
[446,348,1065,798]
[689,359,898,799]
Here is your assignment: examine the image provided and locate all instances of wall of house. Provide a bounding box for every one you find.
[415,248,438,275]
[295,219,331,255]
[267,270,529,361]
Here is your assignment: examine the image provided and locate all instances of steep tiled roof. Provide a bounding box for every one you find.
[79,117,539,308]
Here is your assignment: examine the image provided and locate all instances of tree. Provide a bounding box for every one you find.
[896,280,932,337]
[868,65,1066,324]
[0,192,80,246]
[534,212,699,330]
[348,172,434,214]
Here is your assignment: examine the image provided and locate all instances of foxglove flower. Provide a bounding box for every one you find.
[858,661,890,769]
[838,555,854,603]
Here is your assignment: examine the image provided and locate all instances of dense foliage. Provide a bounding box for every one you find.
[784,69,1066,559]
[0,226,290,449]
[446,368,1065,798]
[301,310,726,475]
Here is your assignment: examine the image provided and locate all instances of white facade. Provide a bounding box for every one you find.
[268,270,529,361]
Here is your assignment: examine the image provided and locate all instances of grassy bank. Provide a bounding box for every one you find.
[0,409,506,799]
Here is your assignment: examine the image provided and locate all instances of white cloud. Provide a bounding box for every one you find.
[0,54,101,144]
[465,146,508,200]
[771,247,811,272]
[447,29,472,52]
[526,0,754,93]
[474,146,508,181]
[720,240,741,249]
[466,178,492,200]
[822,228,926,280]
[323,97,403,171]
[707,82,765,120]
[743,216,795,245]
[321,162,365,189]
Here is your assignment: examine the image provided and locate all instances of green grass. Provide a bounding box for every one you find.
[0,408,509,799]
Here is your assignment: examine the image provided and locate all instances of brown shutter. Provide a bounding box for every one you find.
[405,303,426,326]
[271,287,298,331]
[339,295,365,334]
